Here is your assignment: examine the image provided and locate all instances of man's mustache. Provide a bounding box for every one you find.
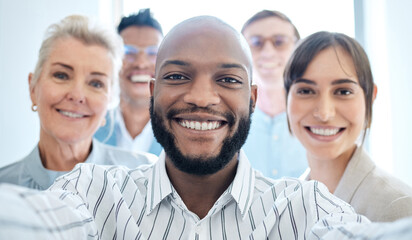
[166,106,235,127]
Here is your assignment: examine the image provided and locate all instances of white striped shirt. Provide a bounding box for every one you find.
[0,150,369,239]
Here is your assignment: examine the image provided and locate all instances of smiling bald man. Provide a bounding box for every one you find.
[0,16,370,239]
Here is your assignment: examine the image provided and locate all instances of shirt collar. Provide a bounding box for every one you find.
[227,149,255,219]
[115,106,133,142]
[145,150,255,218]
[334,146,375,201]
[146,150,174,215]
[253,107,287,123]
[24,145,70,189]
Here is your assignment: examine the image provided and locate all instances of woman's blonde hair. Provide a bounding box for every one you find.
[30,15,124,92]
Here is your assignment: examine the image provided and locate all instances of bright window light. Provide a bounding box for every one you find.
[122,0,354,38]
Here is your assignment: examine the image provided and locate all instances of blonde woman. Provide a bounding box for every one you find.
[0,15,155,190]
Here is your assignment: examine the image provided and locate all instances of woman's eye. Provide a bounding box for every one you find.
[53,72,69,80]
[89,80,104,89]
[335,89,353,95]
[165,74,187,80]
[296,88,315,95]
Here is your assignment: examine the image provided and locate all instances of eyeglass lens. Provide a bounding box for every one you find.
[124,45,158,62]
[249,35,293,50]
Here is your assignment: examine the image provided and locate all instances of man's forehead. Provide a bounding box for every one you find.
[155,17,252,76]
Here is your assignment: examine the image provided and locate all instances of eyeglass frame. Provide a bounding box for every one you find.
[123,44,159,63]
[247,34,297,51]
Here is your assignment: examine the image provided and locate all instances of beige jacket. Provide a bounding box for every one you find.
[301,147,412,222]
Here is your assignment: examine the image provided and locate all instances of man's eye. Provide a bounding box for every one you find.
[164,74,188,80]
[53,72,69,80]
[218,77,240,84]
[145,46,158,56]
[250,37,264,48]
[89,80,104,89]
[274,39,286,47]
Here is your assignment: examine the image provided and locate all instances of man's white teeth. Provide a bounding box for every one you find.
[59,110,84,118]
[260,62,277,68]
[179,120,221,131]
[131,74,151,83]
[310,127,339,136]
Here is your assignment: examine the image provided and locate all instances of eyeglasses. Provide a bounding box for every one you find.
[248,35,296,51]
[124,45,159,63]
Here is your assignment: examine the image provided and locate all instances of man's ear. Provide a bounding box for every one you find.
[372,84,378,103]
[149,78,155,97]
[250,84,258,113]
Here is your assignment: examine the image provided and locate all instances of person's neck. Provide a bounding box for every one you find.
[119,99,150,139]
[255,81,286,117]
[307,145,357,193]
[165,154,238,219]
[38,131,92,171]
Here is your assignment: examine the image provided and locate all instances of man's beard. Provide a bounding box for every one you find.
[150,97,252,175]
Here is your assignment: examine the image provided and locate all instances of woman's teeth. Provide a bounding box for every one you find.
[59,110,84,118]
[310,127,340,136]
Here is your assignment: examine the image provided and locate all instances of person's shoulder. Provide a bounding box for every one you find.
[94,140,157,167]
[365,165,412,197]
[254,173,325,198]
[348,163,412,221]
[349,147,412,198]
[0,160,25,181]
[53,162,148,189]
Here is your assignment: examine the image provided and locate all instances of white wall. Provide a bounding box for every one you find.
[124,0,355,38]
[357,0,412,185]
[0,0,118,167]
[2,0,412,186]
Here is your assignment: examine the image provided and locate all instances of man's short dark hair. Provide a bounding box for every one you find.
[241,10,300,40]
[117,8,163,35]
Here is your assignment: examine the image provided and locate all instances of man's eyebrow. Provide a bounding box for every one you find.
[220,63,247,72]
[160,60,190,68]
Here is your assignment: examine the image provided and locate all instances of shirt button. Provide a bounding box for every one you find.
[272,169,278,176]
[273,135,279,140]
[195,225,202,233]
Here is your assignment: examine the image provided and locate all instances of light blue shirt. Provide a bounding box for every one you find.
[94,106,163,156]
[242,108,307,178]
[0,139,155,190]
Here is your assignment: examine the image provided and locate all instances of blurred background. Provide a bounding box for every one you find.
[1,0,411,185]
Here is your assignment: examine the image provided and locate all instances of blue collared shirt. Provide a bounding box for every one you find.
[0,139,155,190]
[242,108,307,178]
[94,106,163,155]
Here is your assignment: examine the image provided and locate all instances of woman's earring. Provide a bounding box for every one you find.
[31,104,38,112]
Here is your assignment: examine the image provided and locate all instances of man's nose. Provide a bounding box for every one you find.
[183,76,220,108]
[130,52,152,69]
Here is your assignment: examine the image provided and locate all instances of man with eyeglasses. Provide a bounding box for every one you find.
[95,8,163,155]
[241,10,307,179]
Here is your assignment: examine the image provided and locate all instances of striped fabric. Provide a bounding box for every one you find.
[0,150,369,239]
